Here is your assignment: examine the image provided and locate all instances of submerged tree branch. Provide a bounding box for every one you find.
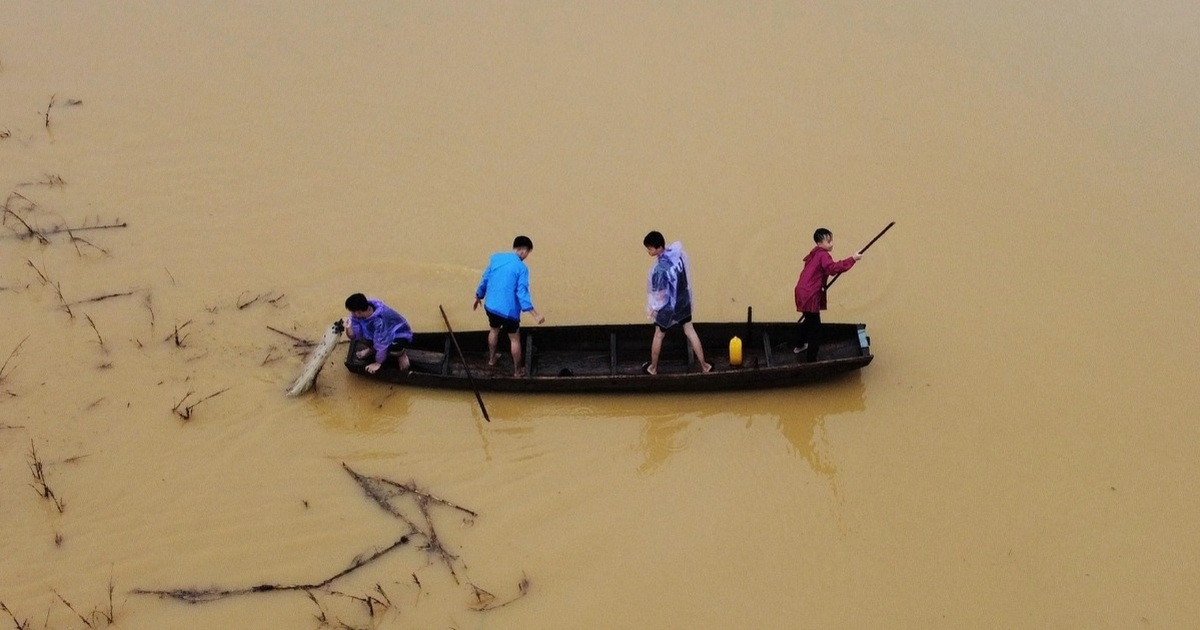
[132,534,411,603]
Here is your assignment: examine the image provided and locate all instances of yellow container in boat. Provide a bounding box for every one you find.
[729,336,743,367]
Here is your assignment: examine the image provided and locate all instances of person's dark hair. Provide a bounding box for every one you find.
[513,235,533,250]
[345,293,370,312]
[813,228,832,243]
[643,230,665,249]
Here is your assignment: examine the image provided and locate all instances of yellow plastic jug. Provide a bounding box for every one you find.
[729,336,743,367]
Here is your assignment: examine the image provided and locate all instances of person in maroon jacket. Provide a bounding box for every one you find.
[794,228,862,361]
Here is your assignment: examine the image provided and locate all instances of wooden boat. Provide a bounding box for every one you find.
[343,320,873,393]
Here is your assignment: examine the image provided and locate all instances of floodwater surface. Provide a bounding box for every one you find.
[2,2,1198,628]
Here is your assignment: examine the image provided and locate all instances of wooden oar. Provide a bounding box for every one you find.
[285,319,345,397]
[439,305,491,422]
[825,221,895,290]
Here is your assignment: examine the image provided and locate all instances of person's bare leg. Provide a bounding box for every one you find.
[682,322,712,373]
[487,328,500,366]
[396,350,410,372]
[509,331,524,376]
[646,327,666,375]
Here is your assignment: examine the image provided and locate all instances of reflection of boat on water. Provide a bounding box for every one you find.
[345,321,873,393]
[495,373,868,481]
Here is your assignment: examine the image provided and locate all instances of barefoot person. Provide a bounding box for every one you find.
[793,228,862,361]
[473,235,545,376]
[642,230,711,375]
[343,293,413,374]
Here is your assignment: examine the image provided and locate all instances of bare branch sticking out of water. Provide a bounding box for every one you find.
[51,590,94,628]
[0,128,10,140]
[327,589,391,622]
[44,95,55,127]
[471,575,530,611]
[131,534,412,603]
[342,464,480,585]
[25,260,73,318]
[28,440,65,513]
[165,320,191,347]
[0,601,31,630]
[69,233,111,257]
[267,325,315,348]
[67,290,141,307]
[4,208,49,244]
[0,336,29,383]
[84,314,106,350]
[30,220,127,238]
[18,174,65,188]
[172,388,230,420]
[1,219,128,241]
[143,293,155,330]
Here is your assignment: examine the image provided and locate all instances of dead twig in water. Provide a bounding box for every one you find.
[0,336,29,383]
[51,590,93,628]
[98,571,116,625]
[69,233,110,257]
[28,440,65,513]
[0,601,31,630]
[131,533,412,603]
[342,464,478,584]
[172,388,230,420]
[3,208,49,244]
[471,575,530,611]
[18,174,65,188]
[25,260,73,318]
[66,290,141,307]
[144,293,155,329]
[44,95,55,128]
[1,220,128,241]
[267,325,314,347]
[84,314,106,350]
[164,320,191,347]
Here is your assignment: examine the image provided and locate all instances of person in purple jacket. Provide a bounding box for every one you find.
[793,228,862,361]
[343,293,413,374]
[473,235,545,376]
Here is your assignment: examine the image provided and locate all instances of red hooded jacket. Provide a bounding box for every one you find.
[794,246,857,313]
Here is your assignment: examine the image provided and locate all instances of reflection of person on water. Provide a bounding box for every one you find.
[793,228,862,362]
[343,293,413,374]
[642,230,712,376]
[474,235,545,377]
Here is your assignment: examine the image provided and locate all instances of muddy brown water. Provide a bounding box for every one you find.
[2,3,1198,628]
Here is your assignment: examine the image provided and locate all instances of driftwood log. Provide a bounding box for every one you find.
[285,320,344,397]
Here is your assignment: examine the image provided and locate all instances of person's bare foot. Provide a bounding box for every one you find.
[701,362,713,374]
[356,347,372,360]
[513,368,526,378]
[487,353,498,367]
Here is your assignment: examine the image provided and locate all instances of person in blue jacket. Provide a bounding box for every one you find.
[343,293,413,374]
[473,235,545,376]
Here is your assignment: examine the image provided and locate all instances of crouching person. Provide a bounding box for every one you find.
[343,293,413,374]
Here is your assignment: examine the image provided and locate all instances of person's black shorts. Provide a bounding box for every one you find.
[654,312,691,331]
[487,310,521,334]
[387,338,410,354]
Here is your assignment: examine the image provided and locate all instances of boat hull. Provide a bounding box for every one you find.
[344,321,872,393]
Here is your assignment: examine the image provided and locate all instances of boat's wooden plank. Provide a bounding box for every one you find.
[524,333,534,378]
[610,332,617,376]
[762,332,773,368]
